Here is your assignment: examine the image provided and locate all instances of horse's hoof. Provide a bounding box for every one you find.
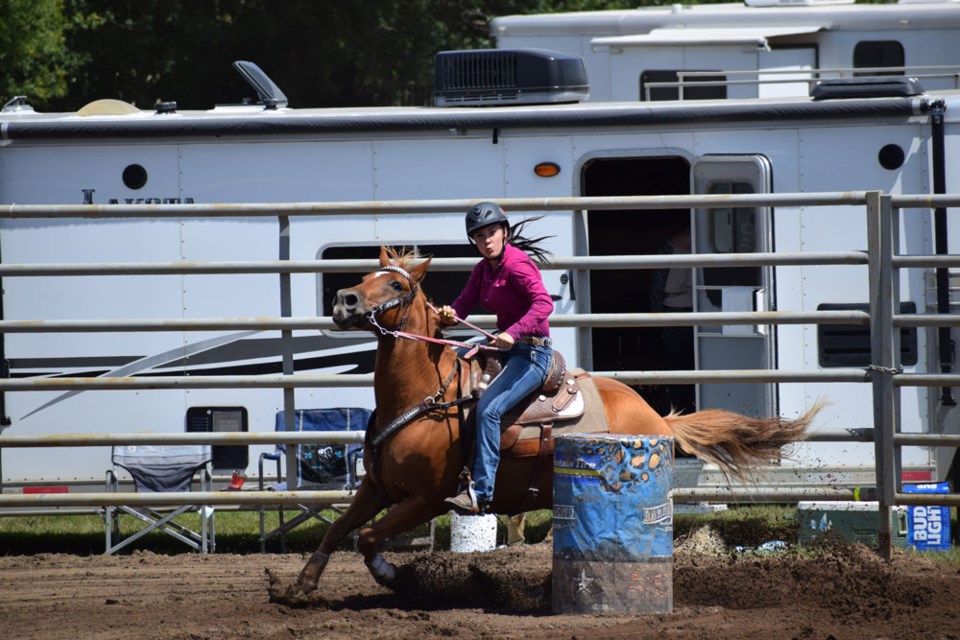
[297,550,330,594]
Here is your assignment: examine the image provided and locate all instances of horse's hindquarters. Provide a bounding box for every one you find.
[593,377,672,437]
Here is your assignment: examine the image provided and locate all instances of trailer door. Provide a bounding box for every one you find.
[578,155,692,417]
[692,155,776,416]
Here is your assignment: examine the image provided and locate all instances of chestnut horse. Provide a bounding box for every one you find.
[297,247,818,592]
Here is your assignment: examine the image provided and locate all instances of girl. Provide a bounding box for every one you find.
[440,202,554,514]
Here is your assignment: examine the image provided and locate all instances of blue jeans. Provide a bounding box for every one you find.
[471,343,553,503]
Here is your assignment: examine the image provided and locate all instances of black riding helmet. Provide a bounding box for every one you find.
[465,202,509,240]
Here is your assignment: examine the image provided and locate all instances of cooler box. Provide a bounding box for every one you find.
[798,501,907,548]
[903,482,952,552]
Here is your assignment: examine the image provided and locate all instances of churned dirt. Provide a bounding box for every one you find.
[1,533,959,640]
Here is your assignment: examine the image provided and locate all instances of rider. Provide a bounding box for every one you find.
[440,202,554,515]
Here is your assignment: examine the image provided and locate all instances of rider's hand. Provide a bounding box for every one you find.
[439,305,458,326]
[493,332,515,350]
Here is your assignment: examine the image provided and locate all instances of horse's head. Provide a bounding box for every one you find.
[332,247,432,331]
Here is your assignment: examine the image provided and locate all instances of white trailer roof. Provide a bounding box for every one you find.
[0,97,925,141]
[491,2,960,37]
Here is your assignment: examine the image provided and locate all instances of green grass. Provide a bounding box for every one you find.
[1,506,957,560]
[674,504,800,547]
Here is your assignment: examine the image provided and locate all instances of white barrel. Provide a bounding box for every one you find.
[450,512,498,552]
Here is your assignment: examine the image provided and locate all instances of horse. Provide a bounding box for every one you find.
[296,246,819,593]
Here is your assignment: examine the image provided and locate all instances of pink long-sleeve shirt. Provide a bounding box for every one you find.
[452,243,553,340]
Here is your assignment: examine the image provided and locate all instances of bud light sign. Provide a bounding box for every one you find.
[903,483,951,552]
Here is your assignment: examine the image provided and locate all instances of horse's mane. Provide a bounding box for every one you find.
[382,246,426,272]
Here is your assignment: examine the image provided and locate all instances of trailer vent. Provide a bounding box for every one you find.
[434,48,589,107]
[232,60,288,109]
[186,406,249,472]
[810,77,924,101]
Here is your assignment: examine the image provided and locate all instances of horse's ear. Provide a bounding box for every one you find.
[379,246,391,268]
[409,256,432,284]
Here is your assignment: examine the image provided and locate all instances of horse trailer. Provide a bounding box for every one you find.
[491,0,960,103]
[1,42,959,497]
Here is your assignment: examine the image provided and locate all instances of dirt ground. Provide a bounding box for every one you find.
[2,533,959,640]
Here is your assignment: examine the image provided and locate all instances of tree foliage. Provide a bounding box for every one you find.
[0,0,74,104]
[5,1,691,112]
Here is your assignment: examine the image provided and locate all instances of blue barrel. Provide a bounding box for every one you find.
[552,434,673,614]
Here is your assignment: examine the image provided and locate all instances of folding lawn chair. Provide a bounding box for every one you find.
[105,445,215,554]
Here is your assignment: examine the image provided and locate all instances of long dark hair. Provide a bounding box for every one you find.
[508,216,554,266]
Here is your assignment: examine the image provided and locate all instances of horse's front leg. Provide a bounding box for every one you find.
[297,476,389,594]
[356,495,445,588]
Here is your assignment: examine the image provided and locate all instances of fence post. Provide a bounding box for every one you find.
[867,191,898,560]
[279,216,297,486]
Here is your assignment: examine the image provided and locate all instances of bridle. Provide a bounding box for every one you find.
[364,265,497,356]
[365,265,419,334]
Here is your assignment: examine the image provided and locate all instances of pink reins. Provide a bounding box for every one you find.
[363,275,498,356]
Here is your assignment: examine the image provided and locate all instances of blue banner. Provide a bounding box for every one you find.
[903,482,952,552]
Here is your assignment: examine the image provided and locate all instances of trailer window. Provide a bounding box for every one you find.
[853,41,904,76]
[640,70,726,101]
[817,302,917,367]
[318,244,481,319]
[701,181,761,294]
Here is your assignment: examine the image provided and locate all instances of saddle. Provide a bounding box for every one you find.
[461,349,609,460]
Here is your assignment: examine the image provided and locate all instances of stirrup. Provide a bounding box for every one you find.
[444,482,480,515]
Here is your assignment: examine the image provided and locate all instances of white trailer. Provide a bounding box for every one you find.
[491,0,960,102]
[1,52,959,493]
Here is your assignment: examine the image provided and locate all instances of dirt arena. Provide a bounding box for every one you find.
[2,535,959,640]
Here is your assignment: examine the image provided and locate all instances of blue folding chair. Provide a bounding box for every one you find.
[258,408,369,552]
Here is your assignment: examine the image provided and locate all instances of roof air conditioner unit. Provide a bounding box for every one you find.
[434,49,589,107]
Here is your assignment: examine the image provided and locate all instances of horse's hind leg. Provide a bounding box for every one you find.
[355,495,444,588]
[297,477,389,594]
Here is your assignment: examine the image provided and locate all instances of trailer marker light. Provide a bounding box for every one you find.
[534,162,561,177]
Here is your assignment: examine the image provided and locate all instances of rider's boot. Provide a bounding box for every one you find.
[444,481,481,515]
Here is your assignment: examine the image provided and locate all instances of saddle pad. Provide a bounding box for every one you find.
[500,371,610,456]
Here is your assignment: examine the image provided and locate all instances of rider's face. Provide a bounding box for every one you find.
[471,224,506,261]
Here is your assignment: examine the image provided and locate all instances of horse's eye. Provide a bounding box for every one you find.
[390,280,404,292]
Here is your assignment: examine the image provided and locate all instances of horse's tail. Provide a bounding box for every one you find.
[664,400,823,481]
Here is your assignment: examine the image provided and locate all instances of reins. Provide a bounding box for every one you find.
[369,362,472,448]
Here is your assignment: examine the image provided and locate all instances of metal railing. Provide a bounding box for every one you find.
[642,64,960,100]
[1,192,959,558]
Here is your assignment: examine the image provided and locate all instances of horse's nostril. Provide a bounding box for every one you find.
[337,290,360,309]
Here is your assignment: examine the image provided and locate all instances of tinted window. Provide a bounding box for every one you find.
[702,182,761,290]
[818,302,917,367]
[853,41,905,76]
[640,70,727,101]
[319,243,481,317]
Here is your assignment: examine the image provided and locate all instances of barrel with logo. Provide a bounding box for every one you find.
[552,433,674,614]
